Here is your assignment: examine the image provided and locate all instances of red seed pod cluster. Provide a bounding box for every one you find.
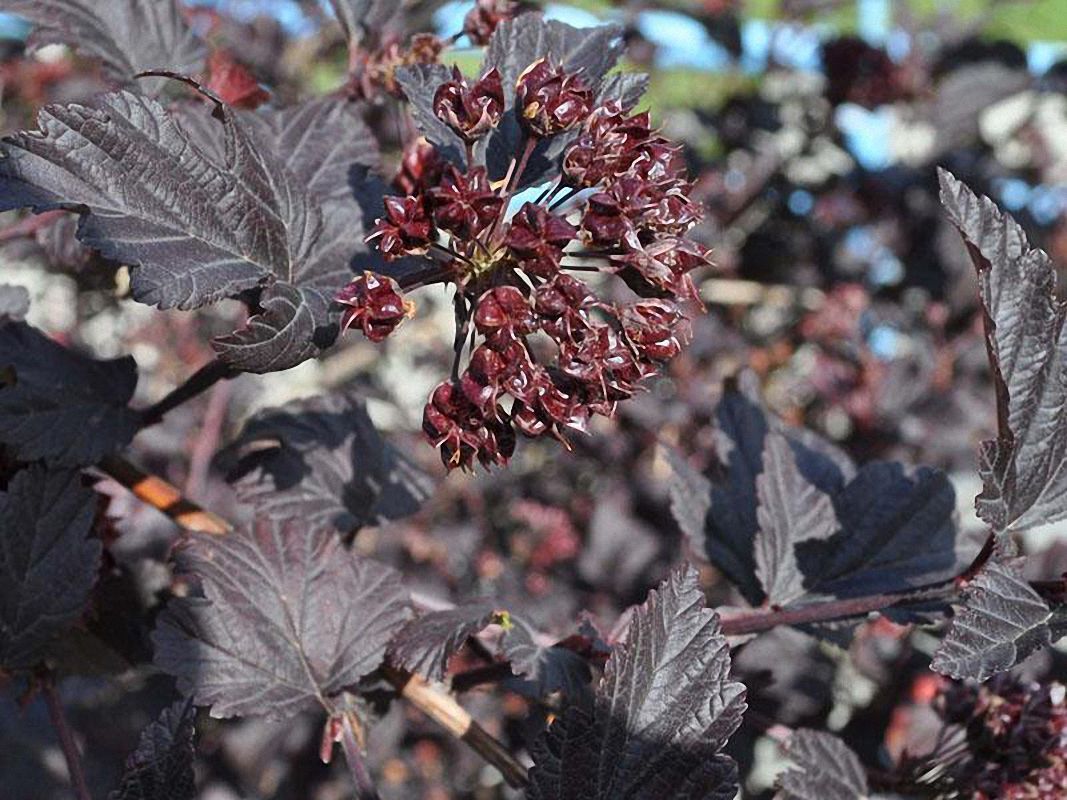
[338,58,710,470]
[937,676,1067,800]
[516,58,594,137]
[336,272,413,342]
[433,67,505,142]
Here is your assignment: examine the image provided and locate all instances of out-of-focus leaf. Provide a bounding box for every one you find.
[0,466,101,670]
[939,169,1067,532]
[326,0,402,50]
[109,700,196,800]
[527,565,746,800]
[931,558,1054,681]
[153,517,410,720]
[0,0,206,90]
[222,390,431,535]
[0,92,372,373]
[0,321,140,466]
[0,285,29,322]
[774,729,869,800]
[387,600,504,683]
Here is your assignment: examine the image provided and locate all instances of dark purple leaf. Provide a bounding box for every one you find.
[221,390,431,535]
[527,565,746,800]
[670,380,965,619]
[0,321,140,466]
[482,15,624,97]
[153,517,411,720]
[0,92,374,373]
[754,432,838,605]
[775,729,869,800]
[326,0,402,50]
[500,614,592,699]
[0,466,101,670]
[109,700,196,800]
[932,558,1053,681]
[0,284,29,322]
[395,64,468,165]
[0,0,206,90]
[478,16,636,186]
[387,600,504,682]
[939,169,1067,532]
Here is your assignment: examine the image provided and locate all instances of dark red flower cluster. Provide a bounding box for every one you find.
[338,59,710,470]
[937,676,1067,800]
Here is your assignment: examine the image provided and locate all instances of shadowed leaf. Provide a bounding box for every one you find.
[0,321,140,466]
[221,390,431,535]
[0,466,101,670]
[670,380,965,622]
[501,615,592,700]
[109,700,196,800]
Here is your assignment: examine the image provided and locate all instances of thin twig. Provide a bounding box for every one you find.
[42,676,92,800]
[340,713,381,800]
[139,358,237,428]
[383,667,528,788]
[183,377,231,500]
[718,584,957,637]
[97,454,231,535]
[451,661,515,693]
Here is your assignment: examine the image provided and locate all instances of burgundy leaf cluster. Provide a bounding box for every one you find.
[341,59,710,469]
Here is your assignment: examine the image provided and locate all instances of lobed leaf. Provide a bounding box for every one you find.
[0,466,102,670]
[109,700,196,800]
[388,600,504,683]
[0,0,206,90]
[0,92,378,373]
[939,168,1067,532]
[0,320,140,466]
[527,565,746,800]
[669,379,966,619]
[153,516,411,720]
[774,729,870,800]
[931,558,1055,681]
[221,390,431,535]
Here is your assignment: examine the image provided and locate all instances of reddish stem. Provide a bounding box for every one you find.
[718,585,957,637]
[43,678,92,800]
